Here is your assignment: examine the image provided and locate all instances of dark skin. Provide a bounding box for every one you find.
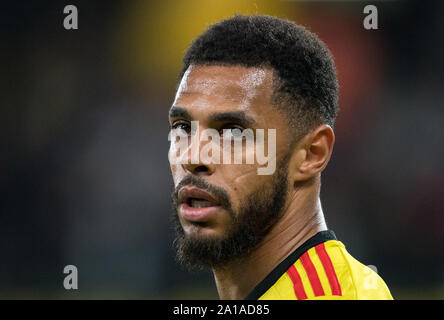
[169,64,335,299]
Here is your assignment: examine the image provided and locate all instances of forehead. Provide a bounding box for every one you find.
[173,65,275,115]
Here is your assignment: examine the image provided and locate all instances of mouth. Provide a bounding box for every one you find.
[178,186,222,223]
[185,198,215,208]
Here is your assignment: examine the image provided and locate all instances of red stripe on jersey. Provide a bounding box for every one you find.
[286,265,308,300]
[300,252,325,296]
[315,242,342,296]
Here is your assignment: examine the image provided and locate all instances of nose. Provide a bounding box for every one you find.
[181,130,217,176]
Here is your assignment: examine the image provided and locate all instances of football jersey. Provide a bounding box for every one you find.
[245,230,393,300]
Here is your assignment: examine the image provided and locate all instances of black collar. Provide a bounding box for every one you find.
[244,230,338,300]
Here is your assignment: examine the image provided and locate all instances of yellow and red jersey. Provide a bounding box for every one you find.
[245,230,393,300]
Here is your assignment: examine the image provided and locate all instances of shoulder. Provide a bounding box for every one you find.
[322,240,393,300]
[260,240,393,300]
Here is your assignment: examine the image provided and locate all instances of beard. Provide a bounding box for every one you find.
[171,155,290,271]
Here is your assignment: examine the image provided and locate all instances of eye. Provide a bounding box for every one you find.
[171,121,191,133]
[221,125,247,139]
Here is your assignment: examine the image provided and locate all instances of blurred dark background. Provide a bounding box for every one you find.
[1,0,443,299]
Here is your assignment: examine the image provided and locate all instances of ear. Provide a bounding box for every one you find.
[290,124,335,182]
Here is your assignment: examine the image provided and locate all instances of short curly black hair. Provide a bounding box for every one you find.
[179,14,339,137]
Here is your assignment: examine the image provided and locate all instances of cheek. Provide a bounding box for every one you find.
[218,164,269,203]
[170,164,183,186]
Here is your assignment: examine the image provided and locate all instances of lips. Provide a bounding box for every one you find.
[178,186,221,222]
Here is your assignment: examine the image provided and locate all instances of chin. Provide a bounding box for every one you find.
[182,222,225,239]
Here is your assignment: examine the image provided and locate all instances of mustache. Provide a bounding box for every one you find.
[172,175,233,214]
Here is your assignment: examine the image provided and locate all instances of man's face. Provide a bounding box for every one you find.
[168,65,294,268]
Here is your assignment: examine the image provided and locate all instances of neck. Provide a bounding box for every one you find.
[212,177,327,300]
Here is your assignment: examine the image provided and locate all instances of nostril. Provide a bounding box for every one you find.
[182,162,213,175]
[194,165,209,173]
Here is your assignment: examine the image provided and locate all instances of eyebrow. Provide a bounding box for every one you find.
[169,106,257,127]
[169,106,191,121]
[208,111,256,127]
